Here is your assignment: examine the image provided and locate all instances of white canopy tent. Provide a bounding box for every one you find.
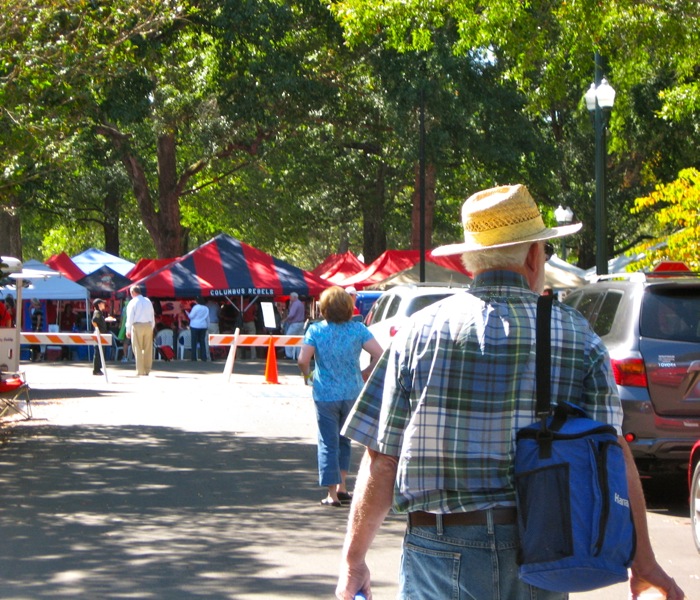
[2,260,91,303]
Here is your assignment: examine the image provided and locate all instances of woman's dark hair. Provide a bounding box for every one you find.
[319,286,353,323]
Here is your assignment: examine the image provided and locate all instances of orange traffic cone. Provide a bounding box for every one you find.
[264,337,279,384]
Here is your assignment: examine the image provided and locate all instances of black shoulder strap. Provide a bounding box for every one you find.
[536,295,553,419]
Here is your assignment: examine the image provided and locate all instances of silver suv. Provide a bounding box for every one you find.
[562,270,700,478]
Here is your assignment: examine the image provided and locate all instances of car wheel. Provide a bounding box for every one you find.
[692,460,700,553]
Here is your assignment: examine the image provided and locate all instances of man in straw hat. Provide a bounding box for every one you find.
[335,185,684,600]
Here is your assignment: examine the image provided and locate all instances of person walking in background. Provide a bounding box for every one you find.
[206,298,220,360]
[335,185,684,600]
[240,298,258,359]
[117,298,131,362]
[297,286,383,508]
[125,285,155,377]
[29,298,44,362]
[345,287,361,316]
[59,303,74,360]
[0,298,11,328]
[283,292,305,360]
[186,297,209,361]
[91,298,108,376]
[4,296,15,327]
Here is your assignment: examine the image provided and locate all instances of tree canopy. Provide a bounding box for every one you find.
[1,0,698,271]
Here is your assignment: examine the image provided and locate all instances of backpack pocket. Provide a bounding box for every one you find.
[515,461,573,564]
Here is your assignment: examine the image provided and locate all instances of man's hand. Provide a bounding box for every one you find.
[630,562,685,599]
[335,560,371,600]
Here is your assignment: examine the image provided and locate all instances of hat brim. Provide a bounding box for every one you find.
[431,222,582,257]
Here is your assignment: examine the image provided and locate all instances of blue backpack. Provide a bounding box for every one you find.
[513,296,636,593]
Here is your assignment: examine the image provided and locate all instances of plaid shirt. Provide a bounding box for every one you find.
[342,270,623,514]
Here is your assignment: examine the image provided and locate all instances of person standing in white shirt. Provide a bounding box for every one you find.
[186,297,210,361]
[125,285,156,376]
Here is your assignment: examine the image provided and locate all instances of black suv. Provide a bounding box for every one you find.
[562,270,700,478]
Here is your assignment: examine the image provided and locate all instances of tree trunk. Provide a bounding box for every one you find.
[411,161,436,250]
[0,202,22,258]
[103,186,121,256]
[361,162,388,264]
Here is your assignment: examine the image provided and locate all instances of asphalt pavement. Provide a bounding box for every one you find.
[1,358,697,599]
[0,357,405,599]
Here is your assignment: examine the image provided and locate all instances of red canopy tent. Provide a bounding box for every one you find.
[337,250,471,290]
[126,258,177,282]
[130,233,331,298]
[311,251,366,284]
[45,252,86,282]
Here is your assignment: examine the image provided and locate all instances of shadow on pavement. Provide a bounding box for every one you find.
[0,424,352,599]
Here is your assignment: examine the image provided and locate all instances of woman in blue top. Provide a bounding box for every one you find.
[298,286,383,507]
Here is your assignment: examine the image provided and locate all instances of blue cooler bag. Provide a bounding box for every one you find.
[513,296,636,593]
[514,403,636,592]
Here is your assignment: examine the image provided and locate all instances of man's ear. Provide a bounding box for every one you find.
[524,242,545,292]
[525,242,540,273]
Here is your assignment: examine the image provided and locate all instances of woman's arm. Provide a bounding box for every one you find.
[361,338,383,381]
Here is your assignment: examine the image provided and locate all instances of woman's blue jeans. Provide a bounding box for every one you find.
[400,512,568,600]
[314,399,354,486]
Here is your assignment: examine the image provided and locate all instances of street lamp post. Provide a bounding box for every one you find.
[584,53,616,276]
[554,205,574,260]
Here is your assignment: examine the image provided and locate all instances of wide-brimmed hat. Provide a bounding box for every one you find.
[93,298,106,307]
[432,184,582,256]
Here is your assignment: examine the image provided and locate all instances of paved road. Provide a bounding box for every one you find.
[1,359,698,599]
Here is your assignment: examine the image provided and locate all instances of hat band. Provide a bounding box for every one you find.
[463,215,546,247]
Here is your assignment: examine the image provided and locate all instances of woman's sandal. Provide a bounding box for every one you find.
[337,491,353,505]
[320,498,342,507]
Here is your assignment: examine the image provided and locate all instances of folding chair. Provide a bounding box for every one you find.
[0,371,32,420]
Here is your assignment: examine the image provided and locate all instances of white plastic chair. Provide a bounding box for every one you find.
[153,329,174,360]
[177,330,191,360]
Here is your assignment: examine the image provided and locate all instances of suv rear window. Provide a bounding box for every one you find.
[640,288,700,342]
[405,294,452,318]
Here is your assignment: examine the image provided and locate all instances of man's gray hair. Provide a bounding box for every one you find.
[461,242,532,273]
[290,292,298,299]
[130,285,143,295]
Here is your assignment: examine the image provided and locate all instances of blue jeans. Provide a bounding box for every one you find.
[285,322,305,359]
[400,513,568,600]
[314,399,353,486]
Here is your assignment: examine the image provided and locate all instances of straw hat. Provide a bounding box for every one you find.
[432,184,582,256]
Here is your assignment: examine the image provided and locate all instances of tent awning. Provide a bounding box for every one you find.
[131,234,331,298]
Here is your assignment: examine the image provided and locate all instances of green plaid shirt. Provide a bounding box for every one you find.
[342,270,623,514]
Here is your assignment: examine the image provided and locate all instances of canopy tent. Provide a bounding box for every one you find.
[71,248,135,276]
[76,265,133,296]
[545,261,587,290]
[367,262,472,291]
[130,233,331,298]
[338,250,471,290]
[126,258,177,282]
[2,260,90,302]
[312,252,366,284]
[45,252,86,281]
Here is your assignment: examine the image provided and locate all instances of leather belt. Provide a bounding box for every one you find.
[408,507,517,527]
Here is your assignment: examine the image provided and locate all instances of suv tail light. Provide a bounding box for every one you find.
[610,357,648,387]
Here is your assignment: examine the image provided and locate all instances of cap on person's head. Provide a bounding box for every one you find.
[93,298,106,307]
[432,184,582,256]
[31,298,41,306]
[345,286,357,296]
